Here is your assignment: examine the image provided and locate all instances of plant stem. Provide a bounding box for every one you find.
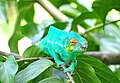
[85,19,120,34]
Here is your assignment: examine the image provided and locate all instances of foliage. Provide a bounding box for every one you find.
[0,0,120,83]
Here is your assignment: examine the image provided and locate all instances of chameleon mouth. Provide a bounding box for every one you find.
[81,46,87,52]
[81,49,86,52]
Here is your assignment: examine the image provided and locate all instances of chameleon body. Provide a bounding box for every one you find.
[39,26,88,73]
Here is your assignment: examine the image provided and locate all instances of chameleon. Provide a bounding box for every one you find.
[39,26,88,73]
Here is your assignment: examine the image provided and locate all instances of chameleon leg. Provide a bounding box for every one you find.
[52,52,65,66]
[47,43,65,66]
[64,60,77,73]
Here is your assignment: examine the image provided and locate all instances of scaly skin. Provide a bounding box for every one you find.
[39,26,88,73]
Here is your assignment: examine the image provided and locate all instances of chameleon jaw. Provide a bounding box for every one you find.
[66,46,74,51]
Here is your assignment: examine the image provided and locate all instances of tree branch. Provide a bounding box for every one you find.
[85,19,120,34]
[0,51,21,58]
[84,51,120,65]
[16,57,53,62]
[36,0,68,21]
[1,50,120,65]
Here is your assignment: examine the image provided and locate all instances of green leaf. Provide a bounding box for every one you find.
[9,1,34,53]
[22,45,43,58]
[74,58,101,83]
[59,4,80,18]
[38,77,63,83]
[78,55,120,83]
[49,0,69,8]
[15,59,53,83]
[0,56,18,83]
[111,0,120,11]
[72,12,100,32]
[8,32,23,53]
[30,67,52,83]
[86,34,99,51]
[20,23,38,39]
[17,0,34,22]
[0,55,6,62]
[92,0,120,24]
[114,68,120,80]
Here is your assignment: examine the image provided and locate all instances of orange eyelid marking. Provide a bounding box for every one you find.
[70,38,78,46]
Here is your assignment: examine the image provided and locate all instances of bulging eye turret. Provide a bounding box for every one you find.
[70,38,78,46]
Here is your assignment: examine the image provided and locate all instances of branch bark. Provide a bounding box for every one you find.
[1,50,120,65]
[84,51,120,65]
[36,0,68,21]
[0,51,21,58]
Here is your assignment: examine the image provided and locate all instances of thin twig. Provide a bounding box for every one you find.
[85,19,120,34]
[61,65,75,83]
[16,57,53,62]
[0,51,21,58]
[16,57,41,62]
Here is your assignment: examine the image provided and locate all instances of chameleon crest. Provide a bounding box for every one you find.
[39,26,88,73]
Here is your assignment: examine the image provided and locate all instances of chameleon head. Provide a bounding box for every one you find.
[66,32,88,54]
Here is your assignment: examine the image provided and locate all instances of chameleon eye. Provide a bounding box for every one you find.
[70,38,78,46]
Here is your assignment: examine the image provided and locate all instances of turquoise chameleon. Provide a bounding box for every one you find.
[39,26,88,73]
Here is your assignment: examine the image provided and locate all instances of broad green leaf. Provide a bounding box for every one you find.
[72,12,100,32]
[59,4,80,18]
[15,59,53,83]
[22,45,44,58]
[78,55,120,83]
[0,55,6,62]
[114,68,120,80]
[20,23,38,39]
[0,56,18,83]
[17,0,34,22]
[112,0,120,11]
[49,0,69,8]
[73,58,101,83]
[8,32,23,53]
[30,67,52,83]
[9,1,34,53]
[92,0,120,24]
[38,77,63,83]
[86,34,99,51]
[17,61,32,72]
